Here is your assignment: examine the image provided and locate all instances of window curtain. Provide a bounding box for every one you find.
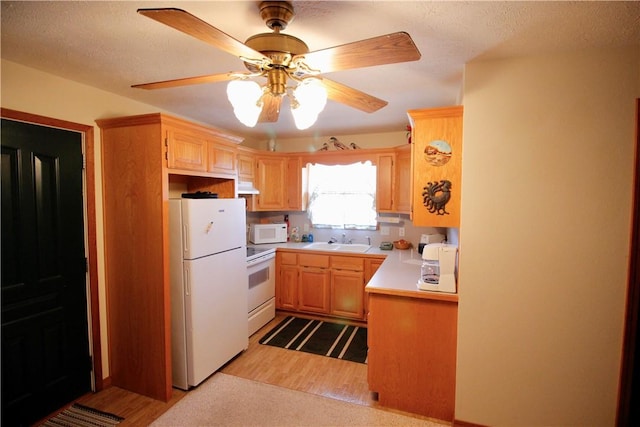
[306,161,377,229]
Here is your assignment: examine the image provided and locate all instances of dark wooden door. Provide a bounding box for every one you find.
[1,119,92,426]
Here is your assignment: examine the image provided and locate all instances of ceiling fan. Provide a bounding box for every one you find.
[132,1,421,129]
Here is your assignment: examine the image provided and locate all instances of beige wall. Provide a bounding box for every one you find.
[456,46,639,425]
[0,59,196,378]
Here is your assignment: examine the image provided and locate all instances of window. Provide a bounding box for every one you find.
[306,161,377,230]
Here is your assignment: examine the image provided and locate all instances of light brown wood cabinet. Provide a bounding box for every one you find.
[255,155,286,210]
[296,253,331,314]
[394,144,412,214]
[165,119,241,176]
[367,292,458,421]
[408,106,463,227]
[254,153,304,211]
[286,156,303,210]
[167,127,207,172]
[236,149,255,182]
[376,146,411,214]
[376,153,395,212]
[276,252,298,311]
[96,113,243,402]
[276,250,384,321]
[207,141,237,175]
[330,256,364,319]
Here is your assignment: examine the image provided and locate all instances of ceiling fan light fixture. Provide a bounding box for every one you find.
[290,78,327,129]
[227,79,263,127]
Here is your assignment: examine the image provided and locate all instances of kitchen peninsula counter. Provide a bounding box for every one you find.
[363,246,458,422]
[363,247,458,302]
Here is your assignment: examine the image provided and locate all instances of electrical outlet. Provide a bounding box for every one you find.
[399,227,405,237]
[303,224,309,232]
[380,226,390,236]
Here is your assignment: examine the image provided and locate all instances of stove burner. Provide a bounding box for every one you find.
[247,247,268,257]
[246,246,276,263]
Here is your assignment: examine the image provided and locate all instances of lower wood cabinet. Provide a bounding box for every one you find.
[330,269,364,318]
[367,292,458,421]
[276,250,384,321]
[298,267,330,313]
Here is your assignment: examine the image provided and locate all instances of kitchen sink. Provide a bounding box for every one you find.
[302,242,371,253]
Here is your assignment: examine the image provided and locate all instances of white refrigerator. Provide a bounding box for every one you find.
[169,197,248,390]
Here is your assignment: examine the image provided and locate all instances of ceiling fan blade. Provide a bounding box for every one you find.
[294,32,421,74]
[321,79,388,113]
[258,94,282,123]
[132,72,240,90]
[138,8,270,63]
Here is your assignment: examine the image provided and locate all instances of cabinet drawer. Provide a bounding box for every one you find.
[298,253,330,268]
[331,255,364,271]
[279,252,298,266]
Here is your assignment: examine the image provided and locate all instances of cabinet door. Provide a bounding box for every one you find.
[408,106,463,227]
[376,153,394,212]
[394,145,412,214]
[237,152,255,182]
[367,293,458,421]
[278,265,298,310]
[256,156,286,210]
[364,257,385,318]
[207,141,236,175]
[330,269,365,319]
[166,128,207,172]
[298,268,330,314]
[286,156,302,210]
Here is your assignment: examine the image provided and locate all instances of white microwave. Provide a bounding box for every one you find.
[249,223,288,244]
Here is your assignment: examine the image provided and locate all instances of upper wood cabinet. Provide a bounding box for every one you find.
[376,145,411,214]
[207,141,237,175]
[253,153,304,211]
[165,117,241,176]
[376,153,395,212]
[286,156,303,210]
[408,106,463,227]
[255,155,287,210]
[394,144,412,214]
[166,127,207,172]
[236,149,255,182]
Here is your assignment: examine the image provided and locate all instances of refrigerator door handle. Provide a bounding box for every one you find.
[185,268,190,296]
[183,225,189,257]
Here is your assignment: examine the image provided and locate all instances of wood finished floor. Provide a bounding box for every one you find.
[55,312,402,426]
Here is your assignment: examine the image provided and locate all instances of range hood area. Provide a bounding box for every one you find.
[237,181,260,195]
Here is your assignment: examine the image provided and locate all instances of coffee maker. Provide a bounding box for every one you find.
[417,243,458,293]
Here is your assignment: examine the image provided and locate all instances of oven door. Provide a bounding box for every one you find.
[247,254,275,312]
[247,253,276,336]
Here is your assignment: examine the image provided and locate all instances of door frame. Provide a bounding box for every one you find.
[1,107,104,391]
[618,99,640,425]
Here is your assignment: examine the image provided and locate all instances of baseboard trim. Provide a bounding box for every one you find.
[453,419,488,427]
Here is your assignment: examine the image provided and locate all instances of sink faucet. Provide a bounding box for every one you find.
[366,236,371,245]
[341,233,346,244]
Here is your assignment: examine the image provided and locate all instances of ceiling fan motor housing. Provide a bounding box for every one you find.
[259,1,294,30]
[245,1,308,71]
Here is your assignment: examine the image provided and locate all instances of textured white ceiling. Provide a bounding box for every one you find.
[2,1,639,141]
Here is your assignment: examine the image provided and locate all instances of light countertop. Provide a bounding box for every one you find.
[250,242,458,303]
